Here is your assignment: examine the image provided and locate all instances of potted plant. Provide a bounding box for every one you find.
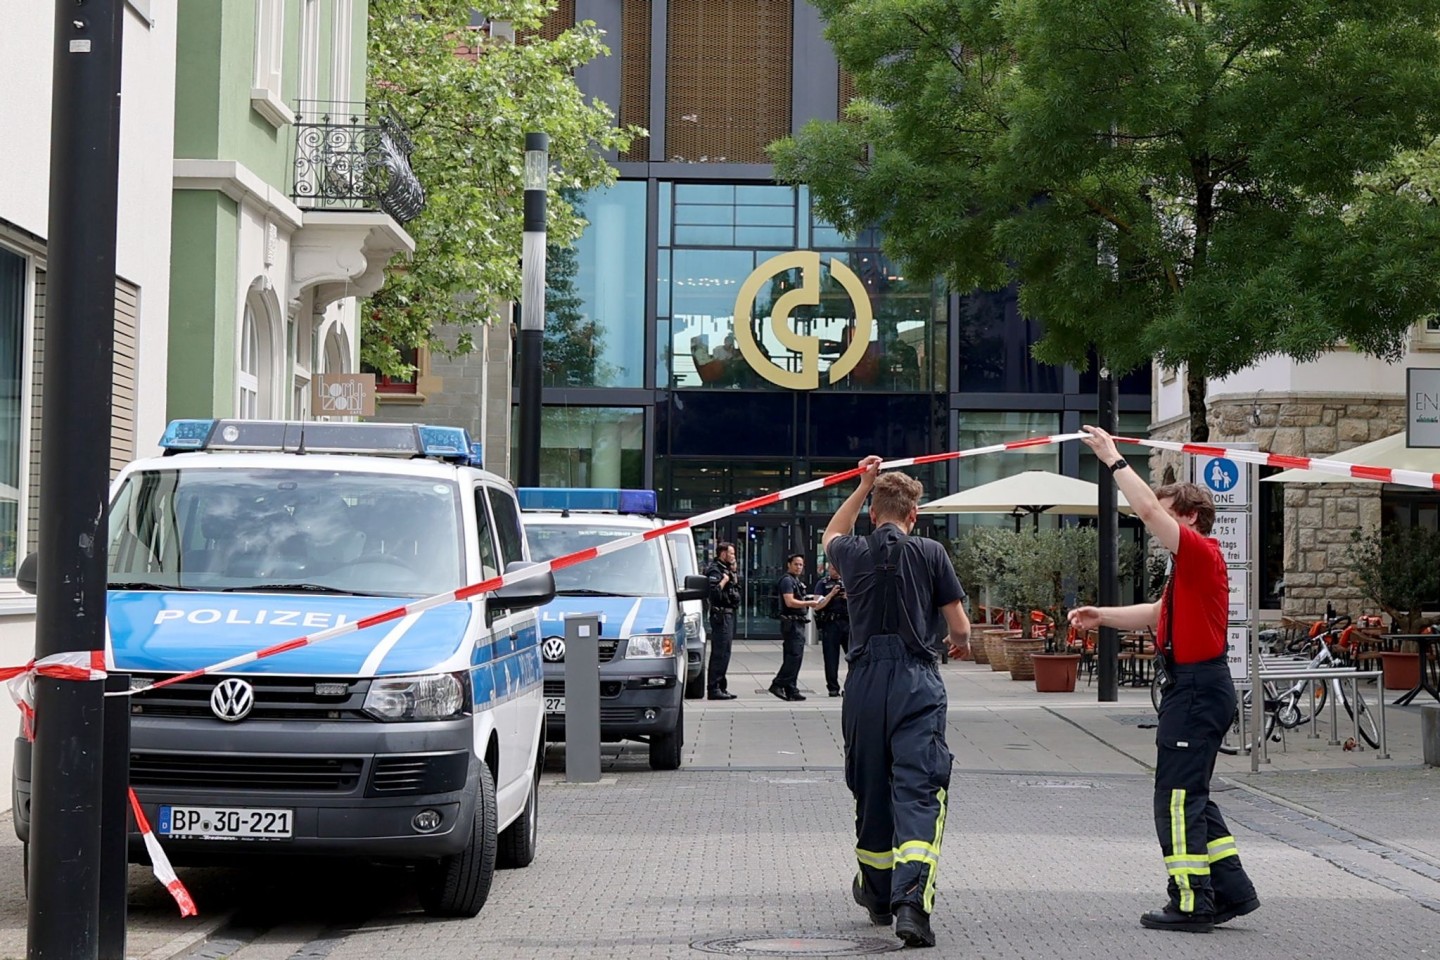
[991,530,1065,682]
[1344,525,1440,690]
[949,527,1013,665]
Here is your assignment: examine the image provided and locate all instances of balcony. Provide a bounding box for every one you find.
[291,101,426,225]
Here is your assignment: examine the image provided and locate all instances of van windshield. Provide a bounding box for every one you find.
[107,468,463,597]
[525,522,668,598]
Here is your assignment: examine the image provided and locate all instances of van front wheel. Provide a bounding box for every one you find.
[418,763,497,917]
[648,702,683,771]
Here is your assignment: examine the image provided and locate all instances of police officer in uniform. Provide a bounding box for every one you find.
[814,562,849,696]
[769,554,818,701]
[823,456,970,949]
[1069,425,1259,934]
[704,542,741,700]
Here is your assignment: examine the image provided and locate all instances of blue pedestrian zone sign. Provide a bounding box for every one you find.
[1194,455,1248,506]
[1203,457,1240,493]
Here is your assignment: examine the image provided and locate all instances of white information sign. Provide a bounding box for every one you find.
[1226,626,1248,680]
[1210,512,1250,567]
[1195,456,1250,507]
[1227,569,1249,622]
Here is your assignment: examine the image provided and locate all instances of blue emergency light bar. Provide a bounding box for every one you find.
[516,487,658,515]
[159,419,484,466]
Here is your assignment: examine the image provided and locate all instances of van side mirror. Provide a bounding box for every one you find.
[489,560,556,617]
[677,574,709,604]
[15,553,37,596]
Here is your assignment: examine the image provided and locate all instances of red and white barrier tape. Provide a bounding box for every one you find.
[1117,435,1440,489]
[11,429,1427,918]
[128,788,197,917]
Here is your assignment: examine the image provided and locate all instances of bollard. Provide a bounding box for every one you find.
[564,613,602,783]
[99,671,130,960]
[1423,705,1440,767]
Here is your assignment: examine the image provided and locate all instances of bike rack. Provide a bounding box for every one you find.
[1236,667,1387,763]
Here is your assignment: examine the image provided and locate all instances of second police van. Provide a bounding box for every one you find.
[517,488,709,770]
[12,420,556,918]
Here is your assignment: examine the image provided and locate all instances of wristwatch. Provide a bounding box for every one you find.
[1107,458,1129,473]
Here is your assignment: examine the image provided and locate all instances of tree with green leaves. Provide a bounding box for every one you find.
[1345,525,1440,633]
[773,1,1440,439]
[364,1,640,377]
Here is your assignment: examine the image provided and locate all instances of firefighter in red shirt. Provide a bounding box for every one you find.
[1069,425,1259,934]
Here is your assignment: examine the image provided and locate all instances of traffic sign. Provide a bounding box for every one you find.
[1196,455,1249,506]
[1210,512,1250,567]
[1227,569,1249,621]
[1226,626,1248,680]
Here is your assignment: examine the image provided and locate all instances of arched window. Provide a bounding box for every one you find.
[238,293,276,418]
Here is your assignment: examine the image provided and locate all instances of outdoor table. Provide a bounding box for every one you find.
[1384,634,1440,706]
[1118,633,1154,687]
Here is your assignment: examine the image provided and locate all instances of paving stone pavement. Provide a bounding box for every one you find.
[0,640,1437,958]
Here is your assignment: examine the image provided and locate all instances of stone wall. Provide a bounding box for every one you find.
[1206,395,1404,620]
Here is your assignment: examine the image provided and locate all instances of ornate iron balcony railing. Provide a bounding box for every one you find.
[292,101,426,225]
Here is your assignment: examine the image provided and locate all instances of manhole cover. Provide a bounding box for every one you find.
[692,935,901,956]
[1021,778,1104,789]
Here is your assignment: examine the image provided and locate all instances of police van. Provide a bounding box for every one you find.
[12,419,555,918]
[517,489,708,770]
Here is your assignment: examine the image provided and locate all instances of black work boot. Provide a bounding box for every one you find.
[1140,903,1214,933]
[851,875,892,926]
[1213,896,1260,925]
[894,904,936,948]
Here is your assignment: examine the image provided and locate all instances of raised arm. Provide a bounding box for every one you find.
[1080,425,1180,555]
[823,455,882,553]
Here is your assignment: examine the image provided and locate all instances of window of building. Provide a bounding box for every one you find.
[239,290,280,419]
[954,412,1062,529]
[544,182,645,388]
[1077,413,1152,487]
[364,344,419,393]
[0,247,25,577]
[618,0,651,162]
[251,0,293,126]
[954,287,1062,393]
[666,0,792,164]
[329,0,354,104]
[511,407,645,488]
[298,0,320,105]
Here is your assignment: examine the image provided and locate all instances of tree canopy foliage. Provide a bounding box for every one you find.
[364,1,639,376]
[774,0,1440,437]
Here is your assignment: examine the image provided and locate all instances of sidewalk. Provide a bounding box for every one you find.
[0,639,1437,959]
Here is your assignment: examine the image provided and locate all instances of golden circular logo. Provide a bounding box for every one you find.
[731,251,874,390]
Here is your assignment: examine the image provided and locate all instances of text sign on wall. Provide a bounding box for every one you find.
[1227,569,1249,622]
[313,373,376,418]
[1226,626,1247,678]
[1407,367,1440,448]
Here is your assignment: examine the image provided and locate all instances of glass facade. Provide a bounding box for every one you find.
[659,185,946,392]
[544,182,647,388]
[512,407,645,489]
[0,248,21,576]
[516,180,1152,635]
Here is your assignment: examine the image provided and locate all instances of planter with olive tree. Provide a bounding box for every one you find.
[1345,525,1440,691]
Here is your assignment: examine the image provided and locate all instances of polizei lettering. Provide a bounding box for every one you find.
[152,609,351,628]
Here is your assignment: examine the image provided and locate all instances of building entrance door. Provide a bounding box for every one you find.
[732,518,803,640]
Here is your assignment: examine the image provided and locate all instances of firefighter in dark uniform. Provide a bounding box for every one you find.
[823,456,971,950]
[1069,425,1260,934]
[814,562,849,696]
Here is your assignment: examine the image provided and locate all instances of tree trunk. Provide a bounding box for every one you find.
[1186,367,1209,442]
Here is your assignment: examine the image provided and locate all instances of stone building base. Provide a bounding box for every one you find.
[1153,394,1405,622]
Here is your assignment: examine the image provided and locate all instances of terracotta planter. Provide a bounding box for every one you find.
[986,633,1011,672]
[1003,637,1045,681]
[1379,651,1420,691]
[1032,653,1082,693]
[970,632,991,665]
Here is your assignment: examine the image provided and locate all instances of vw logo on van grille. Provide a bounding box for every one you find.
[210,678,256,722]
[541,636,566,663]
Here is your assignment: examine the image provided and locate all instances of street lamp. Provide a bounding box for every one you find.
[1097,366,1120,702]
[517,132,549,487]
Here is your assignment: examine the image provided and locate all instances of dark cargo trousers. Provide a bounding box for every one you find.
[842,635,952,915]
[1153,658,1257,915]
[707,608,734,694]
